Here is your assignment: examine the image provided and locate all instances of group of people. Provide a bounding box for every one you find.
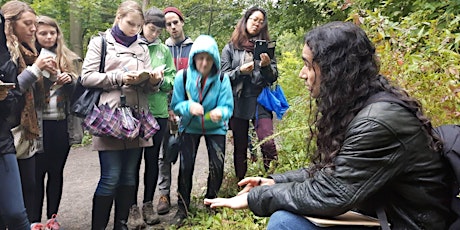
[0,0,280,229]
[1,0,455,230]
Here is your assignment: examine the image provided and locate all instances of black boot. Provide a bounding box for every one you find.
[113,186,136,230]
[91,195,114,230]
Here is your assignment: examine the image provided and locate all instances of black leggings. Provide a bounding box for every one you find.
[138,118,168,203]
[177,134,226,209]
[17,156,35,223]
[31,120,70,222]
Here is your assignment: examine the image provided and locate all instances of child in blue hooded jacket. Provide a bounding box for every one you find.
[170,35,233,226]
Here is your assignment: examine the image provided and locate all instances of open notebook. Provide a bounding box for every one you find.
[305,211,381,227]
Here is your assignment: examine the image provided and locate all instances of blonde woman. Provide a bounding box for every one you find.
[80,1,163,229]
[0,7,30,230]
[2,1,58,229]
[30,15,82,229]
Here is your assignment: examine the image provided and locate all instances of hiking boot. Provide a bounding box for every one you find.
[45,214,61,230]
[157,195,170,215]
[126,205,146,230]
[169,209,187,227]
[31,223,45,230]
[142,202,159,225]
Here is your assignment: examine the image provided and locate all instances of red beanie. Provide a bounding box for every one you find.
[163,7,184,21]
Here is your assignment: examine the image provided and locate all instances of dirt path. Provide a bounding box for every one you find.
[49,136,212,229]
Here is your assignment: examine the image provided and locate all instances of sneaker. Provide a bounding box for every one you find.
[170,209,187,227]
[142,201,160,225]
[157,195,170,215]
[126,204,146,230]
[45,214,61,230]
[31,223,45,230]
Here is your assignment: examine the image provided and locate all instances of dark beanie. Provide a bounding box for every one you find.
[163,7,184,22]
[144,7,165,28]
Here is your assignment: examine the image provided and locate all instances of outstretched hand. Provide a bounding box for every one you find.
[204,193,249,209]
[203,177,275,209]
[237,177,275,195]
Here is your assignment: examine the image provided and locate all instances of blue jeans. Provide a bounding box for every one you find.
[95,148,142,196]
[267,210,377,230]
[0,153,30,230]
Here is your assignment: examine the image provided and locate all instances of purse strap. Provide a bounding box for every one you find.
[99,33,107,73]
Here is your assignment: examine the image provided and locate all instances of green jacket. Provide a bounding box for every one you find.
[146,39,176,118]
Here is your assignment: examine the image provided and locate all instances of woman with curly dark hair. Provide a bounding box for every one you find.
[205,21,451,229]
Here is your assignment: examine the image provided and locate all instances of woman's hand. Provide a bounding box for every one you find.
[35,56,57,75]
[0,81,13,101]
[189,102,204,116]
[55,72,73,85]
[237,177,275,195]
[208,108,222,122]
[149,69,164,85]
[240,61,254,74]
[204,192,249,209]
[122,72,142,85]
[259,53,270,67]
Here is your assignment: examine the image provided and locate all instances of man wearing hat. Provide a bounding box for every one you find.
[136,6,177,226]
[157,6,194,216]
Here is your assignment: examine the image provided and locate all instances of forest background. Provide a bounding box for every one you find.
[1,0,459,229]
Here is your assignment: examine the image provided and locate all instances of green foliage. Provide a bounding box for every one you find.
[2,0,459,228]
[355,7,460,125]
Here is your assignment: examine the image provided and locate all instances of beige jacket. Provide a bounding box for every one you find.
[81,29,159,151]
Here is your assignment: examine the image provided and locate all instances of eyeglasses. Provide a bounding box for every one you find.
[166,20,180,27]
[248,17,264,25]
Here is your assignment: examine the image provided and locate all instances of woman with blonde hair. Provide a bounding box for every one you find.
[80,1,163,229]
[0,7,30,230]
[2,1,58,229]
[30,15,82,229]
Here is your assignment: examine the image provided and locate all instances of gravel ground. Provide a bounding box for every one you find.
[41,136,214,230]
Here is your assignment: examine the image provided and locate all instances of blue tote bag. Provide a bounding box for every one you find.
[257,84,289,119]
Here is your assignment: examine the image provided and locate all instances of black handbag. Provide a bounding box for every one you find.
[71,34,107,118]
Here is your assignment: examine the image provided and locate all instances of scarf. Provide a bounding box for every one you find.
[111,25,138,47]
[241,39,255,52]
[18,43,43,140]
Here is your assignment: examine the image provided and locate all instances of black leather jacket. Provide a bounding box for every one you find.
[221,43,278,120]
[0,12,21,156]
[248,101,450,229]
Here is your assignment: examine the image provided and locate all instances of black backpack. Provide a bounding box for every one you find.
[366,92,460,229]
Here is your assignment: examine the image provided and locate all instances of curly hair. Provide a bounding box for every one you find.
[36,15,79,75]
[229,6,270,49]
[1,0,36,65]
[305,21,441,172]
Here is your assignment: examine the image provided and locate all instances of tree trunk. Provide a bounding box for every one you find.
[69,1,83,59]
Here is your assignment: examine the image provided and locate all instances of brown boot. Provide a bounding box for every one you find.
[126,205,146,230]
[156,195,170,215]
[141,202,159,225]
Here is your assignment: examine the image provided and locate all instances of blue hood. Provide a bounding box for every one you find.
[187,35,220,74]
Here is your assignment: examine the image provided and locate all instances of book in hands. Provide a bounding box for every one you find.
[304,211,381,227]
[0,82,15,89]
[129,64,166,83]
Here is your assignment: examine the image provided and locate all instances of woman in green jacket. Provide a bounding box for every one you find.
[135,6,176,226]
